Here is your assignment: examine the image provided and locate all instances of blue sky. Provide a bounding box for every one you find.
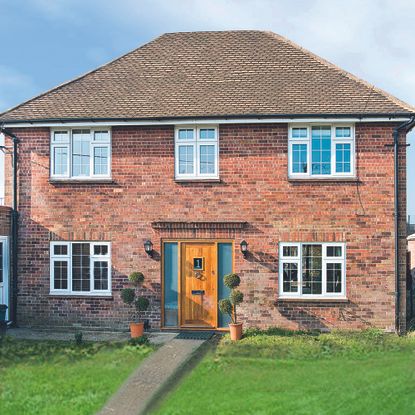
[1,0,414,216]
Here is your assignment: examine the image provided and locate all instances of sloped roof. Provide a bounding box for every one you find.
[1,30,414,123]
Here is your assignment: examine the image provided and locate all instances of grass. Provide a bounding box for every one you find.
[0,335,153,415]
[155,328,415,415]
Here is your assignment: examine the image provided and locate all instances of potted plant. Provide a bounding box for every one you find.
[121,272,150,338]
[218,273,244,341]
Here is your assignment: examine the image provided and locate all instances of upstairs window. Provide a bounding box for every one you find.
[175,126,219,180]
[289,125,354,178]
[51,129,111,179]
[50,242,111,295]
[279,242,346,299]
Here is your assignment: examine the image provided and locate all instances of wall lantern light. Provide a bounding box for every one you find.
[144,240,153,257]
[240,240,248,257]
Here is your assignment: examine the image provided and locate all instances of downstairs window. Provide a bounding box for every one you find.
[279,242,346,298]
[50,242,111,295]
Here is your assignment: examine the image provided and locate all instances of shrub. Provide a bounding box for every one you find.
[230,290,244,306]
[135,297,150,321]
[220,274,243,324]
[219,299,233,316]
[129,272,145,285]
[121,288,135,305]
[223,273,241,289]
[128,335,150,346]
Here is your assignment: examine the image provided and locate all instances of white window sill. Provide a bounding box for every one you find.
[174,177,221,183]
[49,177,114,184]
[49,291,113,298]
[277,296,348,303]
[288,176,358,183]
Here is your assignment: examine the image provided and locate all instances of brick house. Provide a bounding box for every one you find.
[0,30,414,333]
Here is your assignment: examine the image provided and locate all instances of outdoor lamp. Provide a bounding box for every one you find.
[240,240,248,257]
[144,240,153,257]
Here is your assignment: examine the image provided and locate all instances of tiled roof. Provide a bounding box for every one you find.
[1,30,414,122]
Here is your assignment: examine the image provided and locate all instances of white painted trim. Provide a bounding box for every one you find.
[288,124,356,179]
[278,242,346,299]
[50,127,111,180]
[174,125,219,180]
[0,236,9,319]
[50,241,111,296]
[3,116,411,128]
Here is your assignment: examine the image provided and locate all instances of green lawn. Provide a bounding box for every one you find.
[155,328,415,415]
[0,336,153,415]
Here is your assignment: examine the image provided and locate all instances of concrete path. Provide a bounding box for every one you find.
[98,337,207,415]
[7,327,176,345]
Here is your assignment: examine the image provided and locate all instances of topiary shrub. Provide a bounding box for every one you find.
[135,297,150,321]
[129,271,145,285]
[121,288,135,305]
[223,273,241,289]
[220,273,243,324]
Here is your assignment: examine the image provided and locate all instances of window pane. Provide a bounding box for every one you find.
[336,127,351,138]
[327,246,342,257]
[327,263,342,293]
[72,243,90,291]
[335,143,351,173]
[311,127,331,175]
[292,144,307,173]
[53,131,69,142]
[93,261,108,290]
[53,147,68,175]
[94,131,109,141]
[178,129,194,140]
[178,146,194,174]
[283,262,298,292]
[283,246,298,257]
[54,260,68,290]
[302,244,322,294]
[292,128,307,138]
[200,145,215,174]
[54,245,68,256]
[199,129,216,139]
[72,130,91,176]
[94,245,108,255]
[93,147,109,175]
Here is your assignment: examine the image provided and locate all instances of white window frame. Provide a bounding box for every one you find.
[50,242,111,296]
[174,125,219,180]
[50,128,111,179]
[278,242,346,299]
[288,125,355,178]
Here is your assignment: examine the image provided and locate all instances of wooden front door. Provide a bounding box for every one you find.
[180,242,217,328]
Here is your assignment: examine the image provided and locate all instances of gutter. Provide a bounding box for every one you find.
[391,117,415,333]
[0,112,413,126]
[0,127,19,326]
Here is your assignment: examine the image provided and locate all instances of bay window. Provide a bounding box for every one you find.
[279,242,346,298]
[289,125,354,178]
[50,242,111,295]
[51,128,111,179]
[175,126,218,180]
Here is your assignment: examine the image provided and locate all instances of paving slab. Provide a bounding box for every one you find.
[98,337,206,415]
[6,327,177,345]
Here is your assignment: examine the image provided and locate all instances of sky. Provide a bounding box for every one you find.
[0,0,414,216]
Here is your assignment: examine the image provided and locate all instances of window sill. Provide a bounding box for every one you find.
[174,178,221,183]
[277,297,349,303]
[49,178,114,185]
[288,177,359,183]
[49,292,113,299]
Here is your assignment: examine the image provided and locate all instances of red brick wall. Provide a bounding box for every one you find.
[8,123,407,332]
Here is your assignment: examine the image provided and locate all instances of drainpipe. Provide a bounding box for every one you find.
[0,127,19,325]
[391,117,415,334]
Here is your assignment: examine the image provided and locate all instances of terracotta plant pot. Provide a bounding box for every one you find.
[130,322,144,338]
[229,322,243,341]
